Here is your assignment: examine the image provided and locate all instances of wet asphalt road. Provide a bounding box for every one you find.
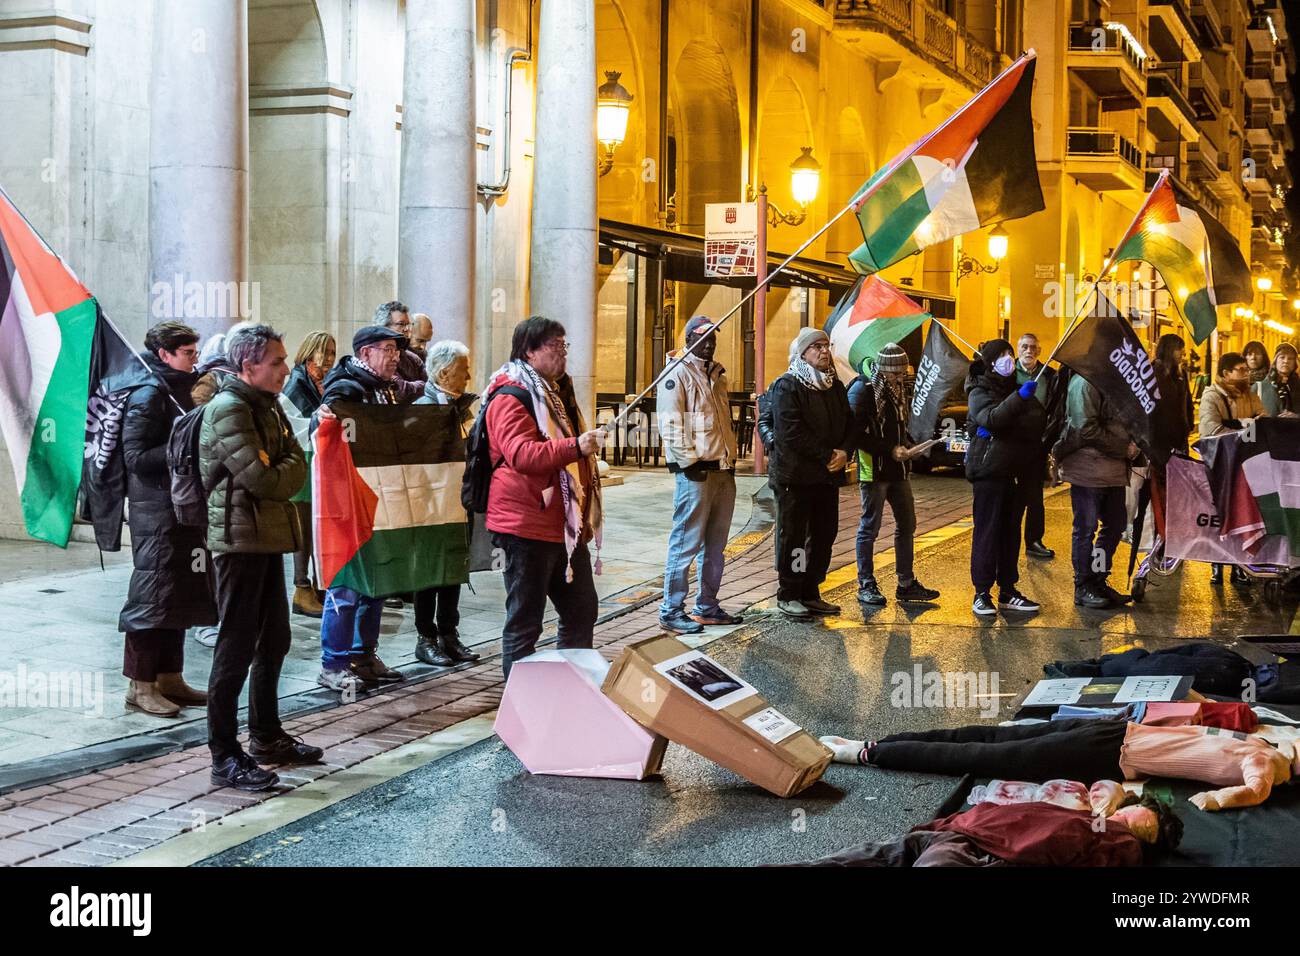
[199,481,1297,866]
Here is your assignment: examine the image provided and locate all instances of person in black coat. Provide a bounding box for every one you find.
[119,322,216,717]
[767,327,853,619]
[965,338,1046,617]
[283,331,336,618]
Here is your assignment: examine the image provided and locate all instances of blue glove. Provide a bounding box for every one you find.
[1018,379,1038,399]
[977,426,991,439]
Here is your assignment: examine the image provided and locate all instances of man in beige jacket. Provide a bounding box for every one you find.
[656,315,742,634]
[1198,351,1267,586]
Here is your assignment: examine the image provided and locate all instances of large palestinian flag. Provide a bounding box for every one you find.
[0,186,98,546]
[847,51,1044,275]
[1110,170,1251,344]
[313,402,470,596]
[1215,419,1300,558]
[826,275,930,381]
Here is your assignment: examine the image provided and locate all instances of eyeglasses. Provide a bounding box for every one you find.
[368,344,400,356]
[805,342,831,353]
[542,339,569,354]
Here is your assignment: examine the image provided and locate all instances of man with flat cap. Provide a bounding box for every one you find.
[313,323,409,694]
[656,315,743,635]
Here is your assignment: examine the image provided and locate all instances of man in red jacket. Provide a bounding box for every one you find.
[485,316,606,677]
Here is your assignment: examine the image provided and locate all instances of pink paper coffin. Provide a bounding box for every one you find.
[494,649,668,779]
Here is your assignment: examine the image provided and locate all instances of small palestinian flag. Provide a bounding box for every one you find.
[826,275,930,381]
[848,51,1044,275]
[1110,169,1251,344]
[313,403,470,596]
[0,185,98,546]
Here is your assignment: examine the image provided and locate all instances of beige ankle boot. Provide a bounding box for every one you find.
[155,672,208,706]
[125,680,181,717]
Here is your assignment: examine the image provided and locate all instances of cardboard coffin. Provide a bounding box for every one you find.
[494,648,667,780]
[601,634,830,798]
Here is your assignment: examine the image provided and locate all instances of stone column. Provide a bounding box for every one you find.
[399,0,476,348]
[529,0,598,421]
[149,0,249,342]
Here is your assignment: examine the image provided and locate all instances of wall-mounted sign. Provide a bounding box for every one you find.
[705,202,758,278]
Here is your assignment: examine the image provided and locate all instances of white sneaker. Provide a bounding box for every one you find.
[193,625,219,648]
[317,668,360,693]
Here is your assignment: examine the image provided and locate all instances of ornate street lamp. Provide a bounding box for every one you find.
[747,147,822,227]
[597,71,633,177]
[956,224,1009,282]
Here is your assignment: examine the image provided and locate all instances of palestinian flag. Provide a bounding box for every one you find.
[1218,419,1300,558]
[0,185,98,546]
[847,51,1044,275]
[313,402,469,596]
[1110,170,1251,345]
[826,275,930,381]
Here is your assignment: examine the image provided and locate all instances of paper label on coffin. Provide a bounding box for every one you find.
[602,634,831,798]
[494,649,667,780]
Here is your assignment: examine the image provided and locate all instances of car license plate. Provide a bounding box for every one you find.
[946,438,969,453]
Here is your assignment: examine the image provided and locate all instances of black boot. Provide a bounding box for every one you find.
[1210,564,1224,586]
[1230,565,1252,586]
[414,633,454,667]
[439,628,480,663]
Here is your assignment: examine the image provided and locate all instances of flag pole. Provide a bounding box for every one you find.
[604,195,861,430]
[1035,171,1165,381]
[931,318,979,356]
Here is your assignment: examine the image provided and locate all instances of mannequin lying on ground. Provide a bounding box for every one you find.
[819,717,1300,811]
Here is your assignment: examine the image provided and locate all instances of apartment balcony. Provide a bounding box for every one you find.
[1274,61,1289,89]
[1251,190,1274,215]
[1246,61,1274,102]
[1271,104,1287,134]
[1190,0,1224,47]
[1186,138,1219,180]
[1187,60,1222,118]
[1067,23,1146,108]
[1149,0,1200,54]
[1147,67,1200,141]
[1066,127,1145,191]
[1247,23,1275,66]
[1146,147,1194,192]
[833,0,1001,90]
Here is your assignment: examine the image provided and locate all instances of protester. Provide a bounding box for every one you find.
[281,331,336,620]
[1152,333,1194,458]
[314,325,410,691]
[846,342,938,607]
[796,797,1179,867]
[1255,342,1299,418]
[767,328,853,619]
[118,321,214,717]
[1013,333,1056,560]
[655,315,743,635]
[484,316,605,677]
[1243,340,1270,388]
[374,300,425,402]
[199,324,322,790]
[409,313,433,360]
[965,339,1045,616]
[819,718,1300,811]
[191,321,252,407]
[1200,351,1268,587]
[1053,374,1138,609]
[411,340,481,666]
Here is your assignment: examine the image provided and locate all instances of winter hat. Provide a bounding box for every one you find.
[683,315,717,341]
[874,342,909,375]
[789,326,830,362]
[978,338,1014,369]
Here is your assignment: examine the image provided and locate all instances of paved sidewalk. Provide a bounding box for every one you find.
[0,474,973,866]
[0,469,766,768]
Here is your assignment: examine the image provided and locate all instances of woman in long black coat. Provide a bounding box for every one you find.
[119,322,216,717]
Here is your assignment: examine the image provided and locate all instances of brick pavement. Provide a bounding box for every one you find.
[0,477,973,867]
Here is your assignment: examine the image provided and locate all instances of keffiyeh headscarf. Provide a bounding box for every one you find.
[787,328,835,391]
[870,342,909,422]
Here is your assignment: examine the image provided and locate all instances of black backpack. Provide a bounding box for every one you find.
[167,405,214,529]
[461,384,530,514]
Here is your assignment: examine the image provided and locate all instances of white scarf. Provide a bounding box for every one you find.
[491,360,603,577]
[789,356,834,391]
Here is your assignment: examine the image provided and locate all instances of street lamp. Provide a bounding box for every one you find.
[956,224,1009,281]
[747,147,822,226]
[597,71,633,177]
[1257,276,1273,292]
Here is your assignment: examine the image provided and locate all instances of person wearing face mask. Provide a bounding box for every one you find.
[767,327,854,620]
[1013,333,1057,560]
[283,332,336,619]
[964,339,1046,617]
[313,325,411,693]
[1255,342,1300,418]
[1200,352,1268,587]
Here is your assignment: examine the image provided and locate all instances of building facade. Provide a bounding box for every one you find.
[0,0,1294,537]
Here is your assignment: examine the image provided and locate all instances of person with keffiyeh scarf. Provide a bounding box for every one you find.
[766,327,854,620]
[846,343,939,608]
[483,316,607,678]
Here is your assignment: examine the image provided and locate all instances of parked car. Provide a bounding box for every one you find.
[911,401,968,473]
